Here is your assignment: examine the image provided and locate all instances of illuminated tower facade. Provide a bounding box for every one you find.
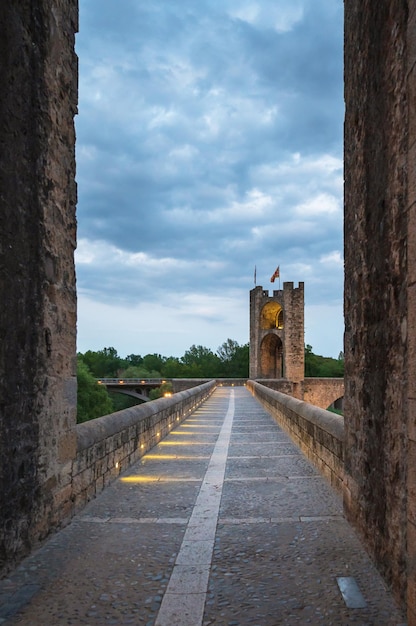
[249,282,304,382]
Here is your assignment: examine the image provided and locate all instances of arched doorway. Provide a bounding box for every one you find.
[260,302,284,330]
[260,334,283,378]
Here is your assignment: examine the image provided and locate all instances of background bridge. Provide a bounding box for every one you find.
[97,378,170,402]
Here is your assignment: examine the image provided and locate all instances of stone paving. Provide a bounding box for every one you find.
[0,387,407,625]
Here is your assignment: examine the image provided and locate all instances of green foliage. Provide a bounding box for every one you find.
[181,345,222,378]
[109,393,144,412]
[142,353,165,375]
[125,354,143,367]
[328,406,343,416]
[77,339,250,382]
[304,344,344,378]
[217,339,249,377]
[149,382,174,400]
[120,365,153,378]
[77,358,114,423]
[80,346,125,378]
[162,357,186,378]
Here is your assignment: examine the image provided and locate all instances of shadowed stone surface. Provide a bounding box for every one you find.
[344,0,412,613]
[0,388,406,625]
[0,1,78,577]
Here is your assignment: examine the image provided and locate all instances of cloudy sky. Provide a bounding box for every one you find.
[75,0,344,360]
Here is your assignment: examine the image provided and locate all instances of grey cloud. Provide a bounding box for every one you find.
[75,0,344,354]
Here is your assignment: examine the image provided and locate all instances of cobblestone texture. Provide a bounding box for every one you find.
[0,388,406,625]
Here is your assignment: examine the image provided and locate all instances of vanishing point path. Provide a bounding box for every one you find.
[0,387,406,625]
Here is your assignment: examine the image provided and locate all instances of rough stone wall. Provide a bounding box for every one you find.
[344,0,409,609]
[249,286,264,378]
[282,282,304,384]
[407,2,416,621]
[74,382,216,512]
[247,381,344,493]
[0,2,78,576]
[302,378,344,410]
[254,379,297,396]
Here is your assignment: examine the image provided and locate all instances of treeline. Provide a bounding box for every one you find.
[79,339,249,380]
[77,339,248,423]
[77,342,344,423]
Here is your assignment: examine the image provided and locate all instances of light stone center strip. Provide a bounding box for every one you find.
[155,390,235,626]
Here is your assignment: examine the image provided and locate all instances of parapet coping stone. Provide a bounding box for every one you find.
[249,380,344,442]
[76,380,216,451]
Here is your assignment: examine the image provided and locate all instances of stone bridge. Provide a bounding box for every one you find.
[0,384,405,624]
[79,380,347,505]
[1,1,416,622]
[98,377,344,411]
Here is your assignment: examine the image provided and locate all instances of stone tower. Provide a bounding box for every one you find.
[249,282,304,382]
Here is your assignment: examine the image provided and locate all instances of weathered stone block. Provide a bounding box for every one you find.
[58,431,77,463]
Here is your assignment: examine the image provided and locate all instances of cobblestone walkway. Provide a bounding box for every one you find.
[0,387,407,625]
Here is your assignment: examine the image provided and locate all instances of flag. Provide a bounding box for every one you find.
[270,266,280,283]
[254,265,257,285]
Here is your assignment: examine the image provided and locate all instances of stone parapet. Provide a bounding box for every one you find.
[71,381,216,514]
[247,380,344,493]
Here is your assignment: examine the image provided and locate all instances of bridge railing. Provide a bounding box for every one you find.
[73,380,216,513]
[247,380,344,492]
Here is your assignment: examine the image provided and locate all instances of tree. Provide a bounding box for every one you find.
[80,347,125,378]
[119,365,154,378]
[77,358,114,423]
[110,393,143,412]
[217,339,249,377]
[125,354,143,367]
[304,345,344,377]
[181,345,222,378]
[161,357,186,378]
[142,353,165,376]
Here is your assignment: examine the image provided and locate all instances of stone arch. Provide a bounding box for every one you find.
[260,334,283,378]
[260,302,284,330]
[328,396,344,412]
[303,379,345,410]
